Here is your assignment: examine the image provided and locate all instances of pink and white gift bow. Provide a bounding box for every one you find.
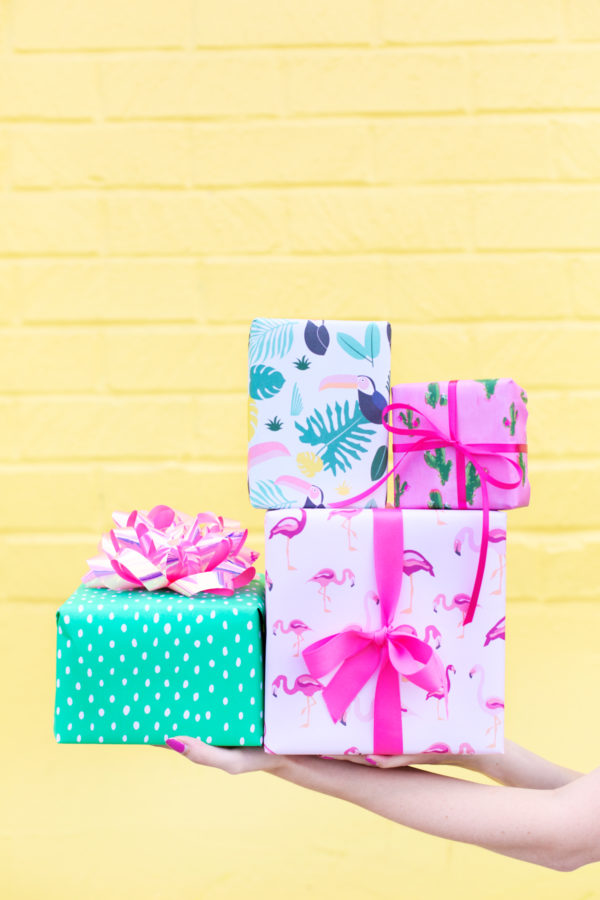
[302,509,445,754]
[83,505,258,596]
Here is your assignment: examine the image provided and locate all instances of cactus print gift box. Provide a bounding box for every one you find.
[54,578,265,746]
[264,507,505,756]
[390,379,530,511]
[248,318,391,509]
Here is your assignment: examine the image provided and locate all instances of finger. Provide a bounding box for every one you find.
[165,736,277,775]
[329,755,379,767]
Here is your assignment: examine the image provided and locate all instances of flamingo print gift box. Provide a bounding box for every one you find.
[390,379,529,511]
[264,508,506,756]
[54,579,265,746]
[248,318,391,509]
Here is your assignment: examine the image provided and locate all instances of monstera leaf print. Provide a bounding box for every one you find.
[249,365,285,400]
[249,319,297,364]
[295,400,375,476]
[249,480,295,509]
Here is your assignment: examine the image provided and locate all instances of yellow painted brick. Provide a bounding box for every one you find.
[474,187,600,250]
[192,122,370,185]
[0,400,20,463]
[0,265,19,324]
[97,463,259,532]
[0,535,98,601]
[385,255,571,321]
[565,0,600,39]
[200,257,388,322]
[382,0,560,43]
[194,0,373,46]
[389,323,600,389]
[0,194,99,255]
[105,192,286,255]
[517,461,600,531]
[373,119,551,183]
[285,50,468,114]
[550,118,600,180]
[0,57,99,120]
[11,125,190,188]
[0,328,103,392]
[195,394,246,460]
[288,188,470,252]
[13,0,192,49]
[0,465,101,532]
[104,327,246,393]
[18,260,201,323]
[100,56,284,119]
[530,391,600,457]
[570,257,600,318]
[15,397,198,461]
[473,48,600,111]
[509,532,600,602]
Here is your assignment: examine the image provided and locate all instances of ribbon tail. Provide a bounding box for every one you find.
[319,643,382,724]
[373,650,404,754]
[463,474,489,627]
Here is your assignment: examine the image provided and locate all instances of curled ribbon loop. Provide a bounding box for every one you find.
[83,505,259,597]
[302,509,445,754]
[330,381,525,626]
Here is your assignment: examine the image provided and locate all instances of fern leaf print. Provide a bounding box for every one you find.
[290,383,303,416]
[249,319,297,364]
[249,480,295,509]
[295,400,376,476]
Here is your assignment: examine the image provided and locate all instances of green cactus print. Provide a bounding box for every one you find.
[428,490,451,510]
[425,382,448,409]
[394,475,408,506]
[424,448,452,485]
[465,461,481,505]
[399,409,421,430]
[520,390,528,405]
[503,401,518,436]
[518,451,527,486]
[476,379,499,399]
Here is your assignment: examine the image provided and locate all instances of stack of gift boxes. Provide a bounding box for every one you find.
[55,317,529,756]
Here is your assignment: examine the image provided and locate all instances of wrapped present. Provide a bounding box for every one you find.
[54,578,265,746]
[388,379,529,511]
[264,508,505,755]
[248,318,391,509]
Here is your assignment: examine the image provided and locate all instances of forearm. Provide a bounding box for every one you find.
[272,755,580,869]
[459,740,582,789]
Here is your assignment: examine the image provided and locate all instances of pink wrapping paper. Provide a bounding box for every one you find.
[390,379,529,511]
[264,508,505,755]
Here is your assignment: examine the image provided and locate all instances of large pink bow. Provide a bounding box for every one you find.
[302,509,445,754]
[83,505,258,596]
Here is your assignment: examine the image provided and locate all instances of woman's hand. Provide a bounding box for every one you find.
[162,736,282,775]
[330,752,491,769]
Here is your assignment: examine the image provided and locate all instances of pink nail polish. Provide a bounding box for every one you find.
[365,756,377,766]
[166,738,186,754]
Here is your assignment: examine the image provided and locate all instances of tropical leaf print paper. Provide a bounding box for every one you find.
[248,319,391,508]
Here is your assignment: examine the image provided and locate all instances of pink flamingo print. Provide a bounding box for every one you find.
[459,743,476,754]
[424,624,442,650]
[267,508,307,570]
[265,570,273,591]
[484,616,505,647]
[401,549,435,614]
[271,673,324,728]
[432,593,470,638]
[426,664,455,720]
[308,567,355,612]
[454,526,507,595]
[327,509,362,551]
[272,619,311,657]
[424,742,451,754]
[469,663,504,749]
[344,746,360,755]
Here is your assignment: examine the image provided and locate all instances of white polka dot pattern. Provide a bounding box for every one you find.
[54,578,265,746]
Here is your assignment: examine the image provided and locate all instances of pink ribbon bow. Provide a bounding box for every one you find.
[83,505,258,597]
[302,509,445,754]
[331,381,525,626]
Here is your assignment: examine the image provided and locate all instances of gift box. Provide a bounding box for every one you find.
[54,578,265,746]
[389,379,529,511]
[248,318,391,508]
[264,508,505,755]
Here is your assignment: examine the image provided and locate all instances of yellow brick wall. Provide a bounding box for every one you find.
[2,2,600,898]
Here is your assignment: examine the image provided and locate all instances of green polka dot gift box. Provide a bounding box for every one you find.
[54,577,265,746]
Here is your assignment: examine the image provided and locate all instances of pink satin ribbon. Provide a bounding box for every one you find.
[330,381,525,626]
[302,509,445,754]
[83,505,258,597]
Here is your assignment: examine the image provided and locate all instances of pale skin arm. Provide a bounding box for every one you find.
[160,737,600,872]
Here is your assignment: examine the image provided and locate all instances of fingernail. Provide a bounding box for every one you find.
[365,756,377,766]
[166,738,186,754]
[320,754,333,760]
